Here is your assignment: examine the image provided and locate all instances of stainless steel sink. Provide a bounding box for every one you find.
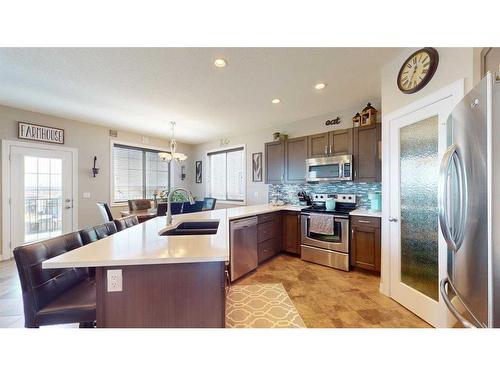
[159,219,220,236]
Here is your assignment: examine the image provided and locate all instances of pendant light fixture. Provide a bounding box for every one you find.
[159,121,187,162]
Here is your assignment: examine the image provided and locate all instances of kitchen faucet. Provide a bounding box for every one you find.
[166,188,195,226]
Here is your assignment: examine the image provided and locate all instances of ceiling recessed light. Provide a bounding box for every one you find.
[214,58,227,68]
[314,82,327,90]
[271,98,281,104]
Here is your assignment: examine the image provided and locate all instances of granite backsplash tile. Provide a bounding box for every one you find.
[268,182,381,209]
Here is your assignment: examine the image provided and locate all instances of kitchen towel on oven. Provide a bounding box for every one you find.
[309,214,334,235]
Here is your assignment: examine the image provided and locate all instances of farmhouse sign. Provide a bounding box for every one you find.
[18,122,65,144]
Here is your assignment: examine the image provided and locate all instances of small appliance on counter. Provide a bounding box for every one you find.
[300,193,357,271]
[297,191,312,206]
[368,191,381,211]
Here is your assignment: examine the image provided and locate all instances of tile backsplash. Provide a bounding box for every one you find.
[268,182,381,209]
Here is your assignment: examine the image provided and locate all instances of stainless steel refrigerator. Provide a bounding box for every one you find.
[439,72,500,328]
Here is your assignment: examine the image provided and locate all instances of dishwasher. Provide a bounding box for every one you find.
[230,216,258,281]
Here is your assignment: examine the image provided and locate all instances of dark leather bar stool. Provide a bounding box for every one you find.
[13,232,96,328]
[114,215,139,231]
[79,222,118,278]
[80,222,118,244]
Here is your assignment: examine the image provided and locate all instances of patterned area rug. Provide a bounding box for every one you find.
[226,283,306,328]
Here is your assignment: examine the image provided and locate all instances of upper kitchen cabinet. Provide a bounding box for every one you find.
[265,140,285,184]
[353,123,381,182]
[307,129,352,158]
[329,128,353,156]
[285,136,308,183]
[307,132,329,158]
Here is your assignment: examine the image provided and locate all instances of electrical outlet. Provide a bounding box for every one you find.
[83,192,91,199]
[107,269,122,292]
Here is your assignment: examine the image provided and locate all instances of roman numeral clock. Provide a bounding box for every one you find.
[397,47,439,94]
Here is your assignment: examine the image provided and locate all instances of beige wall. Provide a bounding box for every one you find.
[381,48,478,115]
[190,99,380,206]
[0,104,193,257]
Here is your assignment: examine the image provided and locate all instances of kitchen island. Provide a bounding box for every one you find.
[42,204,301,328]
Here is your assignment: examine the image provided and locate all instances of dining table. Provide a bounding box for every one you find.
[120,208,158,223]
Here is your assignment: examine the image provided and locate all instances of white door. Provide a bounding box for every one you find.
[388,96,455,327]
[9,145,75,250]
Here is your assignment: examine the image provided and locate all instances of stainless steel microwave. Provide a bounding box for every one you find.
[306,155,352,182]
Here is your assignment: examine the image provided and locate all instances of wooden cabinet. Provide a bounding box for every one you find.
[353,124,381,182]
[330,128,353,156]
[285,136,308,183]
[350,215,381,272]
[257,213,282,264]
[282,211,301,255]
[307,132,329,158]
[307,129,353,158]
[265,140,285,184]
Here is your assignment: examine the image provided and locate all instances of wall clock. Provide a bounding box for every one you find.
[397,47,439,94]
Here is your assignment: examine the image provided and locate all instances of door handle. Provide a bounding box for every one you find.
[440,277,481,328]
[438,144,467,252]
[329,145,332,155]
[388,217,398,222]
[65,206,72,209]
[358,220,371,224]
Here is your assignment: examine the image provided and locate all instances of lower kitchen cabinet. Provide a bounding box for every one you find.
[257,212,282,264]
[350,215,381,272]
[282,211,301,255]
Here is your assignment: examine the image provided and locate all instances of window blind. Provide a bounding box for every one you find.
[113,144,170,203]
[208,147,244,202]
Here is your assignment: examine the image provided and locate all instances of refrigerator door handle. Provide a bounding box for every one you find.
[438,144,468,252]
[440,277,482,328]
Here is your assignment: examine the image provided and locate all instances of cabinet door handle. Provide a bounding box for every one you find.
[329,145,332,155]
[351,228,354,239]
[324,145,328,155]
[358,220,371,224]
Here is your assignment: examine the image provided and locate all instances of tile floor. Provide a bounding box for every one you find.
[235,254,430,328]
[1,254,430,328]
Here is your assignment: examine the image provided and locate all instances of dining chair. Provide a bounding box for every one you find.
[128,199,152,211]
[182,201,204,213]
[156,203,167,216]
[202,197,217,211]
[96,202,113,222]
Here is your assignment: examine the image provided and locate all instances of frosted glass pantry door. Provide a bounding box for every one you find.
[388,95,453,328]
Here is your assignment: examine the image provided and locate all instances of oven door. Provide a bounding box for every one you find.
[300,213,349,253]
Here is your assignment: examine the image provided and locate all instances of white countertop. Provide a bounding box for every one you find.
[42,204,302,269]
[350,209,382,218]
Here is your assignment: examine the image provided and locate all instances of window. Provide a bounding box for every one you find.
[112,144,170,203]
[208,147,245,202]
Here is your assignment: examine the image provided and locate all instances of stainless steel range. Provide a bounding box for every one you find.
[300,193,356,271]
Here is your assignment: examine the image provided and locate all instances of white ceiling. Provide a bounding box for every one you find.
[0,48,401,144]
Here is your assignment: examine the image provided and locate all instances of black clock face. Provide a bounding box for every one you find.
[397,48,439,94]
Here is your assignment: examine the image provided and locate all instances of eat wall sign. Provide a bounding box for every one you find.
[18,122,65,144]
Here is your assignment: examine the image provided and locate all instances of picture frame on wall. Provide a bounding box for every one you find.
[252,152,263,182]
[195,160,202,183]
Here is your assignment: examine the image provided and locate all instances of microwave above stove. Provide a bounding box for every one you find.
[306,154,352,182]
